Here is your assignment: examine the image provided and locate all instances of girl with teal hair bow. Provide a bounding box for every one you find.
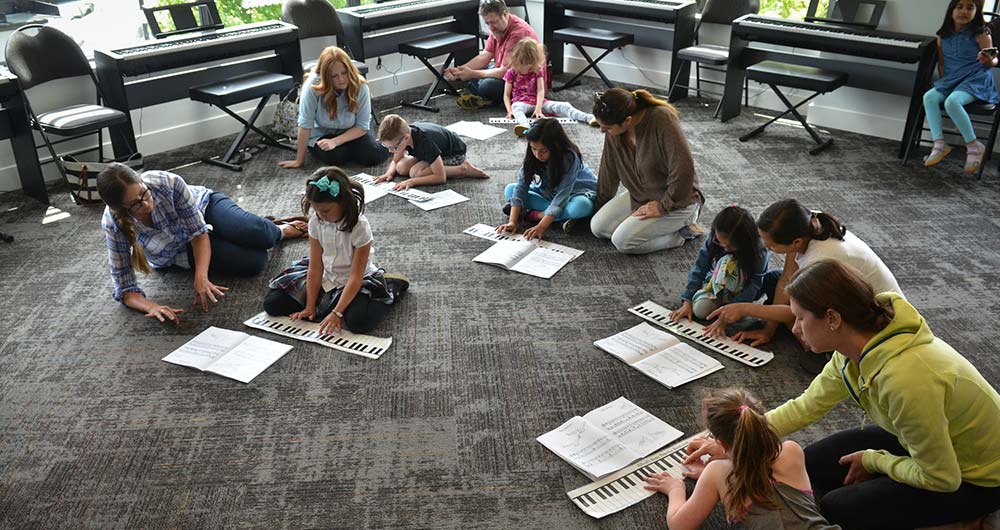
[263,166,410,335]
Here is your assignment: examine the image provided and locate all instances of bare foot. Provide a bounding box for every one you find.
[461,161,489,179]
[279,220,308,239]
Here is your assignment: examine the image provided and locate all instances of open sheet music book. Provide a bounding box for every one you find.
[595,323,724,389]
[350,173,434,203]
[161,327,292,383]
[473,239,574,279]
[537,397,684,480]
[463,223,584,261]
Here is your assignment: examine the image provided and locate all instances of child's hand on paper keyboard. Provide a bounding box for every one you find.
[643,473,685,495]
[684,436,724,466]
[289,307,316,322]
[669,300,693,321]
[496,221,517,234]
[732,328,774,348]
[681,458,707,480]
[319,311,343,335]
[392,179,416,191]
[523,224,547,241]
[373,173,394,184]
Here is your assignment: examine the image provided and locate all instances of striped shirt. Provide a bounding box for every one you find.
[101,171,213,301]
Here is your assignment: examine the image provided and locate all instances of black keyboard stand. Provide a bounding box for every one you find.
[0,230,13,243]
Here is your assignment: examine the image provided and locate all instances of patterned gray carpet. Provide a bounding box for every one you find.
[1,76,999,529]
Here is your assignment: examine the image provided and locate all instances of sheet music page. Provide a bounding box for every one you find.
[509,246,573,279]
[351,173,390,203]
[536,416,641,480]
[582,397,683,458]
[204,335,293,384]
[409,189,470,211]
[594,323,681,365]
[473,240,536,269]
[161,327,248,371]
[633,343,724,389]
[445,120,506,141]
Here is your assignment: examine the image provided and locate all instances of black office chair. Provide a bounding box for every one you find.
[4,24,131,204]
[281,0,369,77]
[667,0,758,116]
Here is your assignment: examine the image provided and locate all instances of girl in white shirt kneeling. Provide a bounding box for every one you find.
[264,167,408,335]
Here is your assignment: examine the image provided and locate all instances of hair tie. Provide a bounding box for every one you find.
[632,90,639,100]
[810,209,821,219]
[738,404,750,414]
[308,175,340,197]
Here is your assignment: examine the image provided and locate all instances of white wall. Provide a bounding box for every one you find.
[0,0,946,193]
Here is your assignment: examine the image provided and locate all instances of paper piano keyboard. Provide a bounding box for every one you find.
[350,173,434,202]
[628,301,773,367]
[567,431,706,519]
[488,117,575,124]
[462,223,584,260]
[244,312,392,359]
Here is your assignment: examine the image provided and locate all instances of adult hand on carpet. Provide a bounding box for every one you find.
[705,303,749,333]
[193,276,228,312]
[278,159,303,169]
[145,304,184,324]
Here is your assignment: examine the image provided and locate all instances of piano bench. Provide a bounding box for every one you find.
[189,71,296,171]
[398,32,479,113]
[303,59,369,77]
[551,27,634,91]
[740,61,848,155]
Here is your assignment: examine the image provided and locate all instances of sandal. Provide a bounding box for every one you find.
[965,141,986,173]
[923,142,953,167]
[277,220,308,239]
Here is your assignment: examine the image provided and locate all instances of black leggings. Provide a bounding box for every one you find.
[262,289,390,334]
[309,130,389,167]
[805,427,1000,529]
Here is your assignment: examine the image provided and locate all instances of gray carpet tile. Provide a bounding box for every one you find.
[0,76,999,529]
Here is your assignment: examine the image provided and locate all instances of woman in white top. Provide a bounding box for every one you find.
[279,46,388,169]
[704,199,901,348]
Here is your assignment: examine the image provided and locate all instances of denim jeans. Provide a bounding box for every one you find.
[309,130,390,167]
[187,192,281,277]
[467,77,505,106]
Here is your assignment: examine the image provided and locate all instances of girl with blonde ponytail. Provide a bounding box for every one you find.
[98,163,307,323]
[643,388,839,530]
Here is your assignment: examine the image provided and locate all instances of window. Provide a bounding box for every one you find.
[759,0,829,20]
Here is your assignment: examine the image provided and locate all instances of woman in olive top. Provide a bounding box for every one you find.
[686,260,1000,530]
[589,88,704,254]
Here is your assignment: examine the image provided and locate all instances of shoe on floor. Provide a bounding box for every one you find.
[562,218,577,233]
[588,117,600,128]
[514,124,529,138]
[502,203,512,216]
[456,93,493,110]
[678,223,705,241]
[383,273,410,301]
[965,141,986,173]
[923,143,953,167]
[798,350,832,376]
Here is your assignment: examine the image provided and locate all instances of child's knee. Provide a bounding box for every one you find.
[924,89,944,106]
[564,197,594,220]
[263,290,293,316]
[944,94,969,115]
[692,298,717,320]
[503,183,517,200]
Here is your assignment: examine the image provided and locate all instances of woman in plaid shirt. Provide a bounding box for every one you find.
[97,164,306,324]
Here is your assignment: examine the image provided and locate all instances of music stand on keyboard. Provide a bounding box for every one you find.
[142,0,225,39]
[805,0,886,30]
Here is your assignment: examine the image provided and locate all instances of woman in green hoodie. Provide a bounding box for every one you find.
[685,259,1000,530]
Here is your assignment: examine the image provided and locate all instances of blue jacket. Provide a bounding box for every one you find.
[510,152,597,218]
[680,235,771,303]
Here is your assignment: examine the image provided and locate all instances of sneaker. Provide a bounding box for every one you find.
[502,203,512,216]
[562,218,577,233]
[456,93,493,110]
[797,350,831,376]
[383,273,410,301]
[514,124,529,138]
[588,117,600,128]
